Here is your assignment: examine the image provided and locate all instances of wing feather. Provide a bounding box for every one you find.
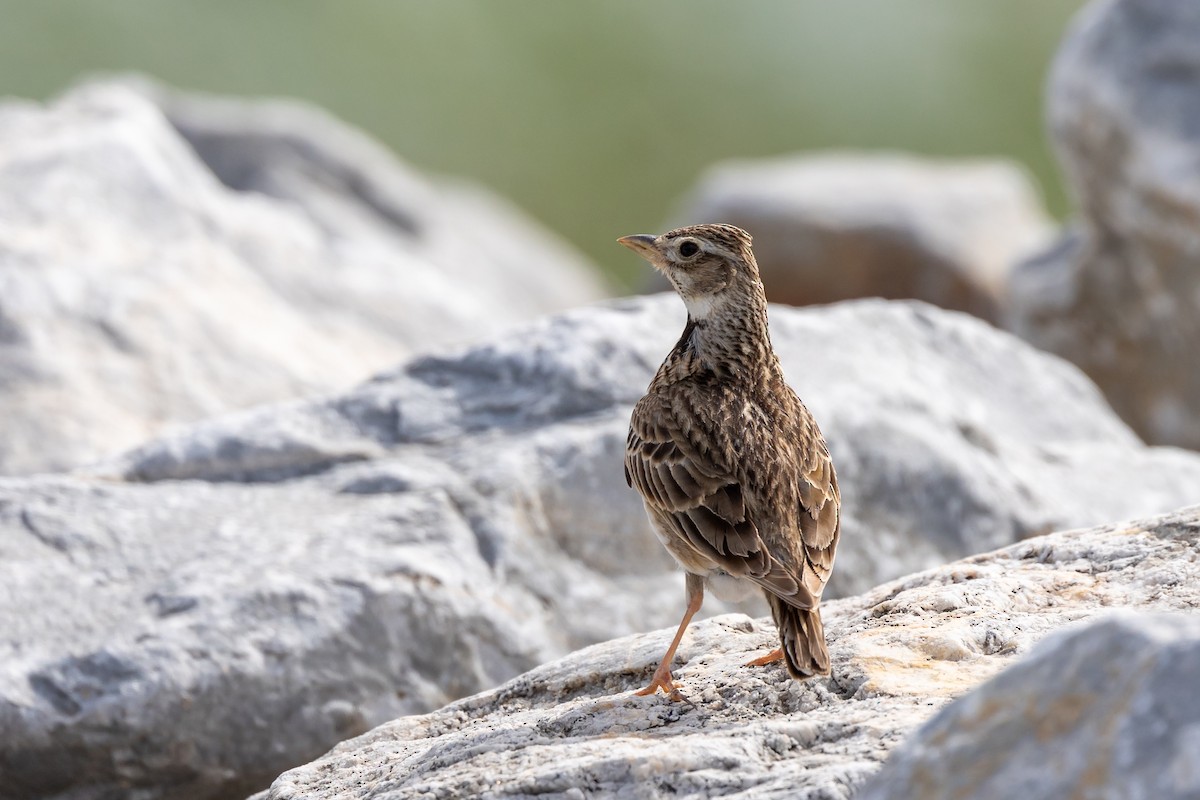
[627,388,839,612]
[628,396,788,595]
[796,446,840,592]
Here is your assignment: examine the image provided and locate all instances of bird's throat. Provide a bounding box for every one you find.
[677,302,774,380]
[682,293,721,321]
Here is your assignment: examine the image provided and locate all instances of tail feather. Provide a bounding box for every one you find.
[768,595,830,679]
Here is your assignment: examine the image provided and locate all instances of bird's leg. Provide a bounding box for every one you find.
[636,573,704,699]
[744,648,785,667]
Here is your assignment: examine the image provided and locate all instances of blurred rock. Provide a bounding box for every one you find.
[0,78,606,476]
[3,295,1200,800]
[859,612,1200,800]
[674,153,1053,323]
[137,78,604,324]
[1009,0,1200,449]
[258,508,1200,800]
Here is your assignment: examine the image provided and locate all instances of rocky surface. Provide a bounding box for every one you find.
[673,153,1052,323]
[0,78,605,475]
[256,507,1200,800]
[859,611,1200,800]
[1009,0,1200,449]
[100,294,1200,599]
[4,295,1200,800]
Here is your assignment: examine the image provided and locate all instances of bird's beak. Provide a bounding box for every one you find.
[617,234,659,259]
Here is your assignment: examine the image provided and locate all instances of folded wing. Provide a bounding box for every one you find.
[626,397,818,609]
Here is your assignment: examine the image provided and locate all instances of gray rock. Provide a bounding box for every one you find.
[258,507,1200,800]
[105,294,1200,598]
[137,78,605,325]
[1009,0,1200,449]
[0,78,605,475]
[3,295,1200,800]
[859,612,1200,800]
[674,153,1053,323]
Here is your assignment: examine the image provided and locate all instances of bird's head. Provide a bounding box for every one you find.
[617,223,763,321]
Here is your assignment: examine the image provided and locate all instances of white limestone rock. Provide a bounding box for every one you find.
[4,296,1199,800]
[107,294,1200,598]
[859,612,1200,800]
[258,508,1200,800]
[0,78,605,476]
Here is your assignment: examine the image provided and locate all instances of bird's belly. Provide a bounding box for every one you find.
[704,569,756,602]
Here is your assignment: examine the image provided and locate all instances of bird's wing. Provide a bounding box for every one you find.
[795,437,840,598]
[626,396,817,609]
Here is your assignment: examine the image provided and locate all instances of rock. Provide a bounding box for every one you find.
[102,294,1200,599]
[673,153,1053,323]
[137,78,604,325]
[258,508,1200,800]
[858,612,1200,800]
[0,77,605,475]
[3,295,1200,800]
[1009,0,1200,449]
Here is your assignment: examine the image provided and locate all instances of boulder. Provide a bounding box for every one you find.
[0,78,605,475]
[3,295,1199,800]
[136,78,604,325]
[102,294,1200,599]
[673,153,1053,323]
[1009,0,1200,449]
[257,508,1200,800]
[859,610,1200,800]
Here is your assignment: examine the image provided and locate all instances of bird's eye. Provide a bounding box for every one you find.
[679,241,700,258]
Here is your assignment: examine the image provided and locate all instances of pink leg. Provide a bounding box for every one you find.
[636,573,704,699]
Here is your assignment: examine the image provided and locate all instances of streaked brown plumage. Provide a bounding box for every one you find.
[618,223,840,698]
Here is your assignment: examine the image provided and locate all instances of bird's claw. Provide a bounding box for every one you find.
[744,647,786,668]
[636,665,686,701]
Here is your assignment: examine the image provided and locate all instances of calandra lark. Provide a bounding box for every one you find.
[618,223,840,698]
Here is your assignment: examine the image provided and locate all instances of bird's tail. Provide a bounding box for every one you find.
[768,595,830,679]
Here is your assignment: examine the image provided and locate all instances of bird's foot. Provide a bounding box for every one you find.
[744,647,785,668]
[636,664,686,701]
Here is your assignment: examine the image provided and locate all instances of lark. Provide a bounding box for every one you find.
[618,223,840,698]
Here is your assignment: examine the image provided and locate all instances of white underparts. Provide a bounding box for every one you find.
[705,569,756,602]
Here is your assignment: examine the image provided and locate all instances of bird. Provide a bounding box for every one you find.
[617,223,840,699]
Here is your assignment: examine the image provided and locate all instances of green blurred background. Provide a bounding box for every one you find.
[0,0,1085,289]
